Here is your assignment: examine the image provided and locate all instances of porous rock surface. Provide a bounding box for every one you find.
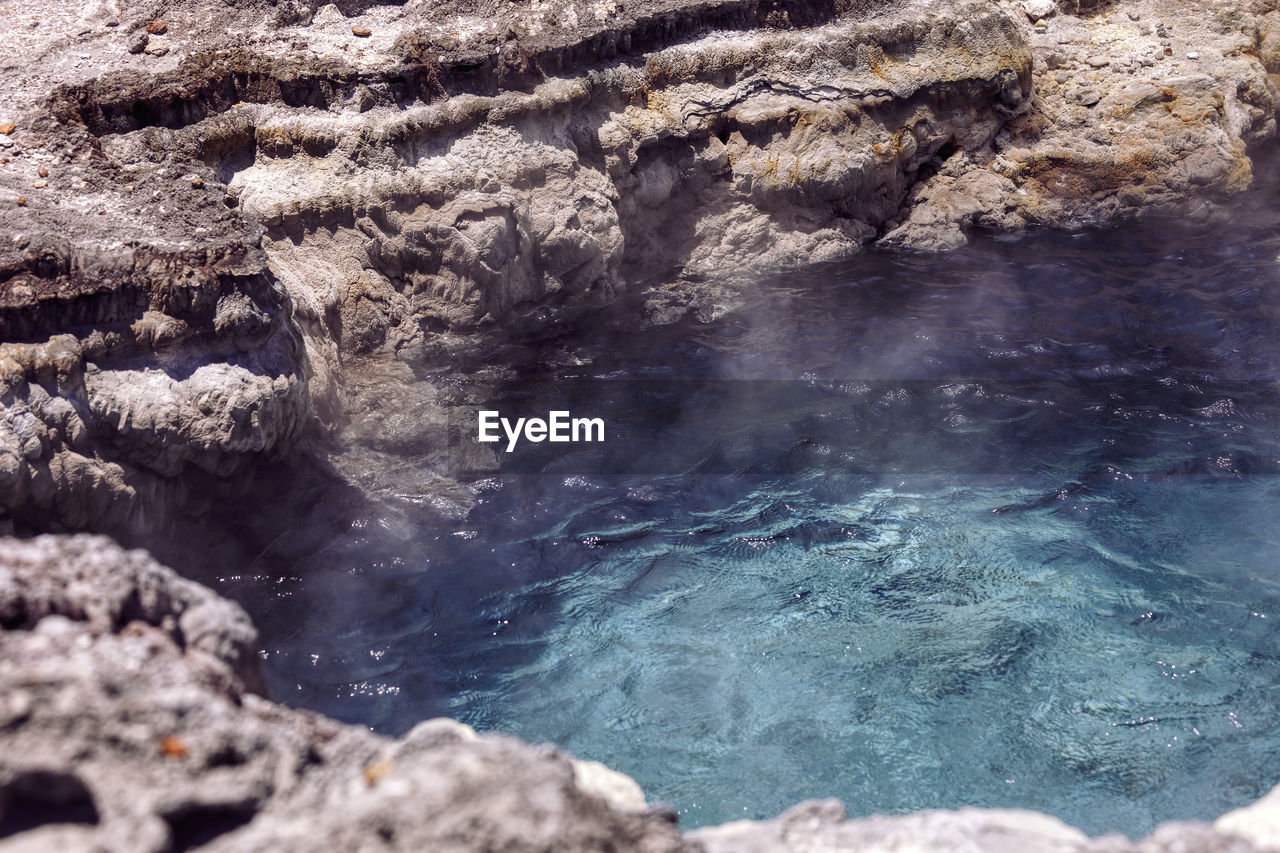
[883,0,1280,250]
[1,0,1277,533]
[0,535,696,852]
[3,534,1280,851]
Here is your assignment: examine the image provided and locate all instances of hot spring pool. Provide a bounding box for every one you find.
[217,191,1280,836]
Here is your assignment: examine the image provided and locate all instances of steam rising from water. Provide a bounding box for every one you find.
[207,168,1280,836]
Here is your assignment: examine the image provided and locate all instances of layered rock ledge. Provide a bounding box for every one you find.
[2,535,1280,851]
[0,0,1277,532]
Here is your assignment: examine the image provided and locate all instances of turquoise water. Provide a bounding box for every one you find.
[224,176,1280,836]
[448,474,1280,830]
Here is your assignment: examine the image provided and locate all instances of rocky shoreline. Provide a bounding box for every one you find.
[2,534,1278,851]
[3,0,1280,847]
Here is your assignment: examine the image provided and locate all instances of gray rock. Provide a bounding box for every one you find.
[3,0,1278,537]
[689,798,1269,852]
[0,534,261,690]
[1023,0,1058,21]
[0,535,695,853]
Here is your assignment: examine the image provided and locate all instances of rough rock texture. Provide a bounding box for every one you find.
[689,797,1277,852]
[244,0,1030,344]
[3,534,1280,851]
[0,251,308,535]
[0,535,696,852]
[2,0,1277,533]
[883,0,1280,249]
[0,533,262,692]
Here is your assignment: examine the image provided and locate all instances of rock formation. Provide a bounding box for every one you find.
[3,0,1280,847]
[2,0,1277,534]
[0,535,696,852]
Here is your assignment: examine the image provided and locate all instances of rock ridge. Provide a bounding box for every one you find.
[0,0,1043,534]
[3,0,1279,550]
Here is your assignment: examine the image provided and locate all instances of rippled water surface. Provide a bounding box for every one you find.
[223,182,1280,835]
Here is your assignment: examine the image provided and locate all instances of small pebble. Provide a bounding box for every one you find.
[1087,55,1109,68]
[1186,51,1200,59]
[128,32,148,54]
[144,41,170,57]
[105,17,119,26]
[15,196,26,206]
[0,123,13,135]
[1054,71,1071,83]
[1127,10,1140,20]
[352,25,372,36]
[32,179,47,188]
[191,176,204,188]
[146,20,167,34]
[158,735,188,758]
[37,166,48,178]
[1163,46,1173,56]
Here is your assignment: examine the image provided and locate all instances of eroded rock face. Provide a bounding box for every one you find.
[883,0,1280,249]
[0,0,1018,536]
[0,0,1276,533]
[0,241,309,536]
[242,0,1031,344]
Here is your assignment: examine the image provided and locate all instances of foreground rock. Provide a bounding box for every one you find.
[690,798,1280,852]
[3,535,1280,851]
[0,535,695,852]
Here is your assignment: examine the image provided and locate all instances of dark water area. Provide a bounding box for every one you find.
[211,170,1280,835]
